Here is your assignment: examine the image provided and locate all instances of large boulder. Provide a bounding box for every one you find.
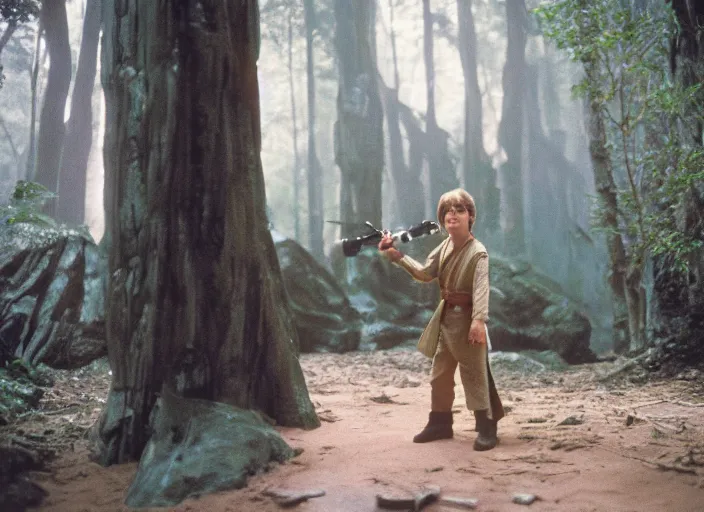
[0,224,106,369]
[272,231,363,352]
[120,387,295,508]
[488,256,595,364]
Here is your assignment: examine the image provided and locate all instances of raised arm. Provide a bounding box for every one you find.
[379,236,444,283]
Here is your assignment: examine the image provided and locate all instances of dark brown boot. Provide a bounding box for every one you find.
[413,411,453,443]
[473,409,497,451]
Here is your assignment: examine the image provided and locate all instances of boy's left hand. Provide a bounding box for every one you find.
[468,319,486,345]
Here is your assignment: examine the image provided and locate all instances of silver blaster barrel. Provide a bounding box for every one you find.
[336,220,440,257]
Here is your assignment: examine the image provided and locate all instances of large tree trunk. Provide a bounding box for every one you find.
[334,0,384,235]
[33,0,71,216]
[98,0,318,466]
[56,0,101,225]
[457,0,499,239]
[422,0,458,206]
[648,0,704,368]
[303,0,324,260]
[498,0,527,255]
[288,8,301,241]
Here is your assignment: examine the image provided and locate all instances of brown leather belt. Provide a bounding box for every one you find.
[441,289,472,311]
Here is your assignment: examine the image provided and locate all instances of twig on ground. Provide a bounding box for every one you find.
[262,488,326,508]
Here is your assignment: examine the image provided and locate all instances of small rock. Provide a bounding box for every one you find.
[557,416,583,426]
[512,493,538,505]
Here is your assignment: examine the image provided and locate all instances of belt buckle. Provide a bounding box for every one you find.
[453,305,462,312]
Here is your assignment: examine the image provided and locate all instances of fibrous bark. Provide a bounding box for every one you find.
[56,0,101,225]
[98,0,318,466]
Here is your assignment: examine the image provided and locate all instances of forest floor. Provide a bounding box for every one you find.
[11,350,704,512]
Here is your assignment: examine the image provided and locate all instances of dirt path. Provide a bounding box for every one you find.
[18,351,704,511]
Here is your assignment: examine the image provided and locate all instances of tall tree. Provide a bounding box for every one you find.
[377,0,424,227]
[25,21,42,179]
[334,0,384,233]
[97,0,318,465]
[287,6,301,240]
[457,0,499,238]
[497,0,527,255]
[422,0,458,206]
[652,0,704,363]
[303,0,324,260]
[56,0,101,225]
[33,0,70,216]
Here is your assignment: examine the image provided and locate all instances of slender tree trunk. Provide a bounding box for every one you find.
[287,9,301,240]
[302,0,324,260]
[56,0,101,225]
[334,0,384,236]
[498,0,527,255]
[0,19,17,55]
[377,0,424,226]
[98,0,318,465]
[25,24,43,181]
[378,78,424,225]
[457,0,499,238]
[34,0,71,216]
[0,115,19,161]
[422,0,458,206]
[585,90,630,353]
[398,101,427,211]
[377,0,425,226]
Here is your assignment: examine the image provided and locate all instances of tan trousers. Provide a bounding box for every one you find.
[430,331,504,421]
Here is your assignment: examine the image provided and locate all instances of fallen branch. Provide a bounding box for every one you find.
[600,446,699,475]
[262,488,326,508]
[673,401,704,408]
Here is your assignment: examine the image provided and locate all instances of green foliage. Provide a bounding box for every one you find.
[0,180,57,227]
[534,0,704,275]
[0,0,39,23]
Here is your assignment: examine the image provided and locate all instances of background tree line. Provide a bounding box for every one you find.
[0,0,702,362]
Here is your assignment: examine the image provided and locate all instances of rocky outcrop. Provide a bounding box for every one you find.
[273,231,363,353]
[0,224,106,369]
[1,225,594,364]
[488,255,595,364]
[120,387,294,508]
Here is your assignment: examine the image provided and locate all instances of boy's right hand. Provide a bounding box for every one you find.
[378,234,403,261]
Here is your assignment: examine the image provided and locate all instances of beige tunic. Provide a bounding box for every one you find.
[395,237,503,419]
